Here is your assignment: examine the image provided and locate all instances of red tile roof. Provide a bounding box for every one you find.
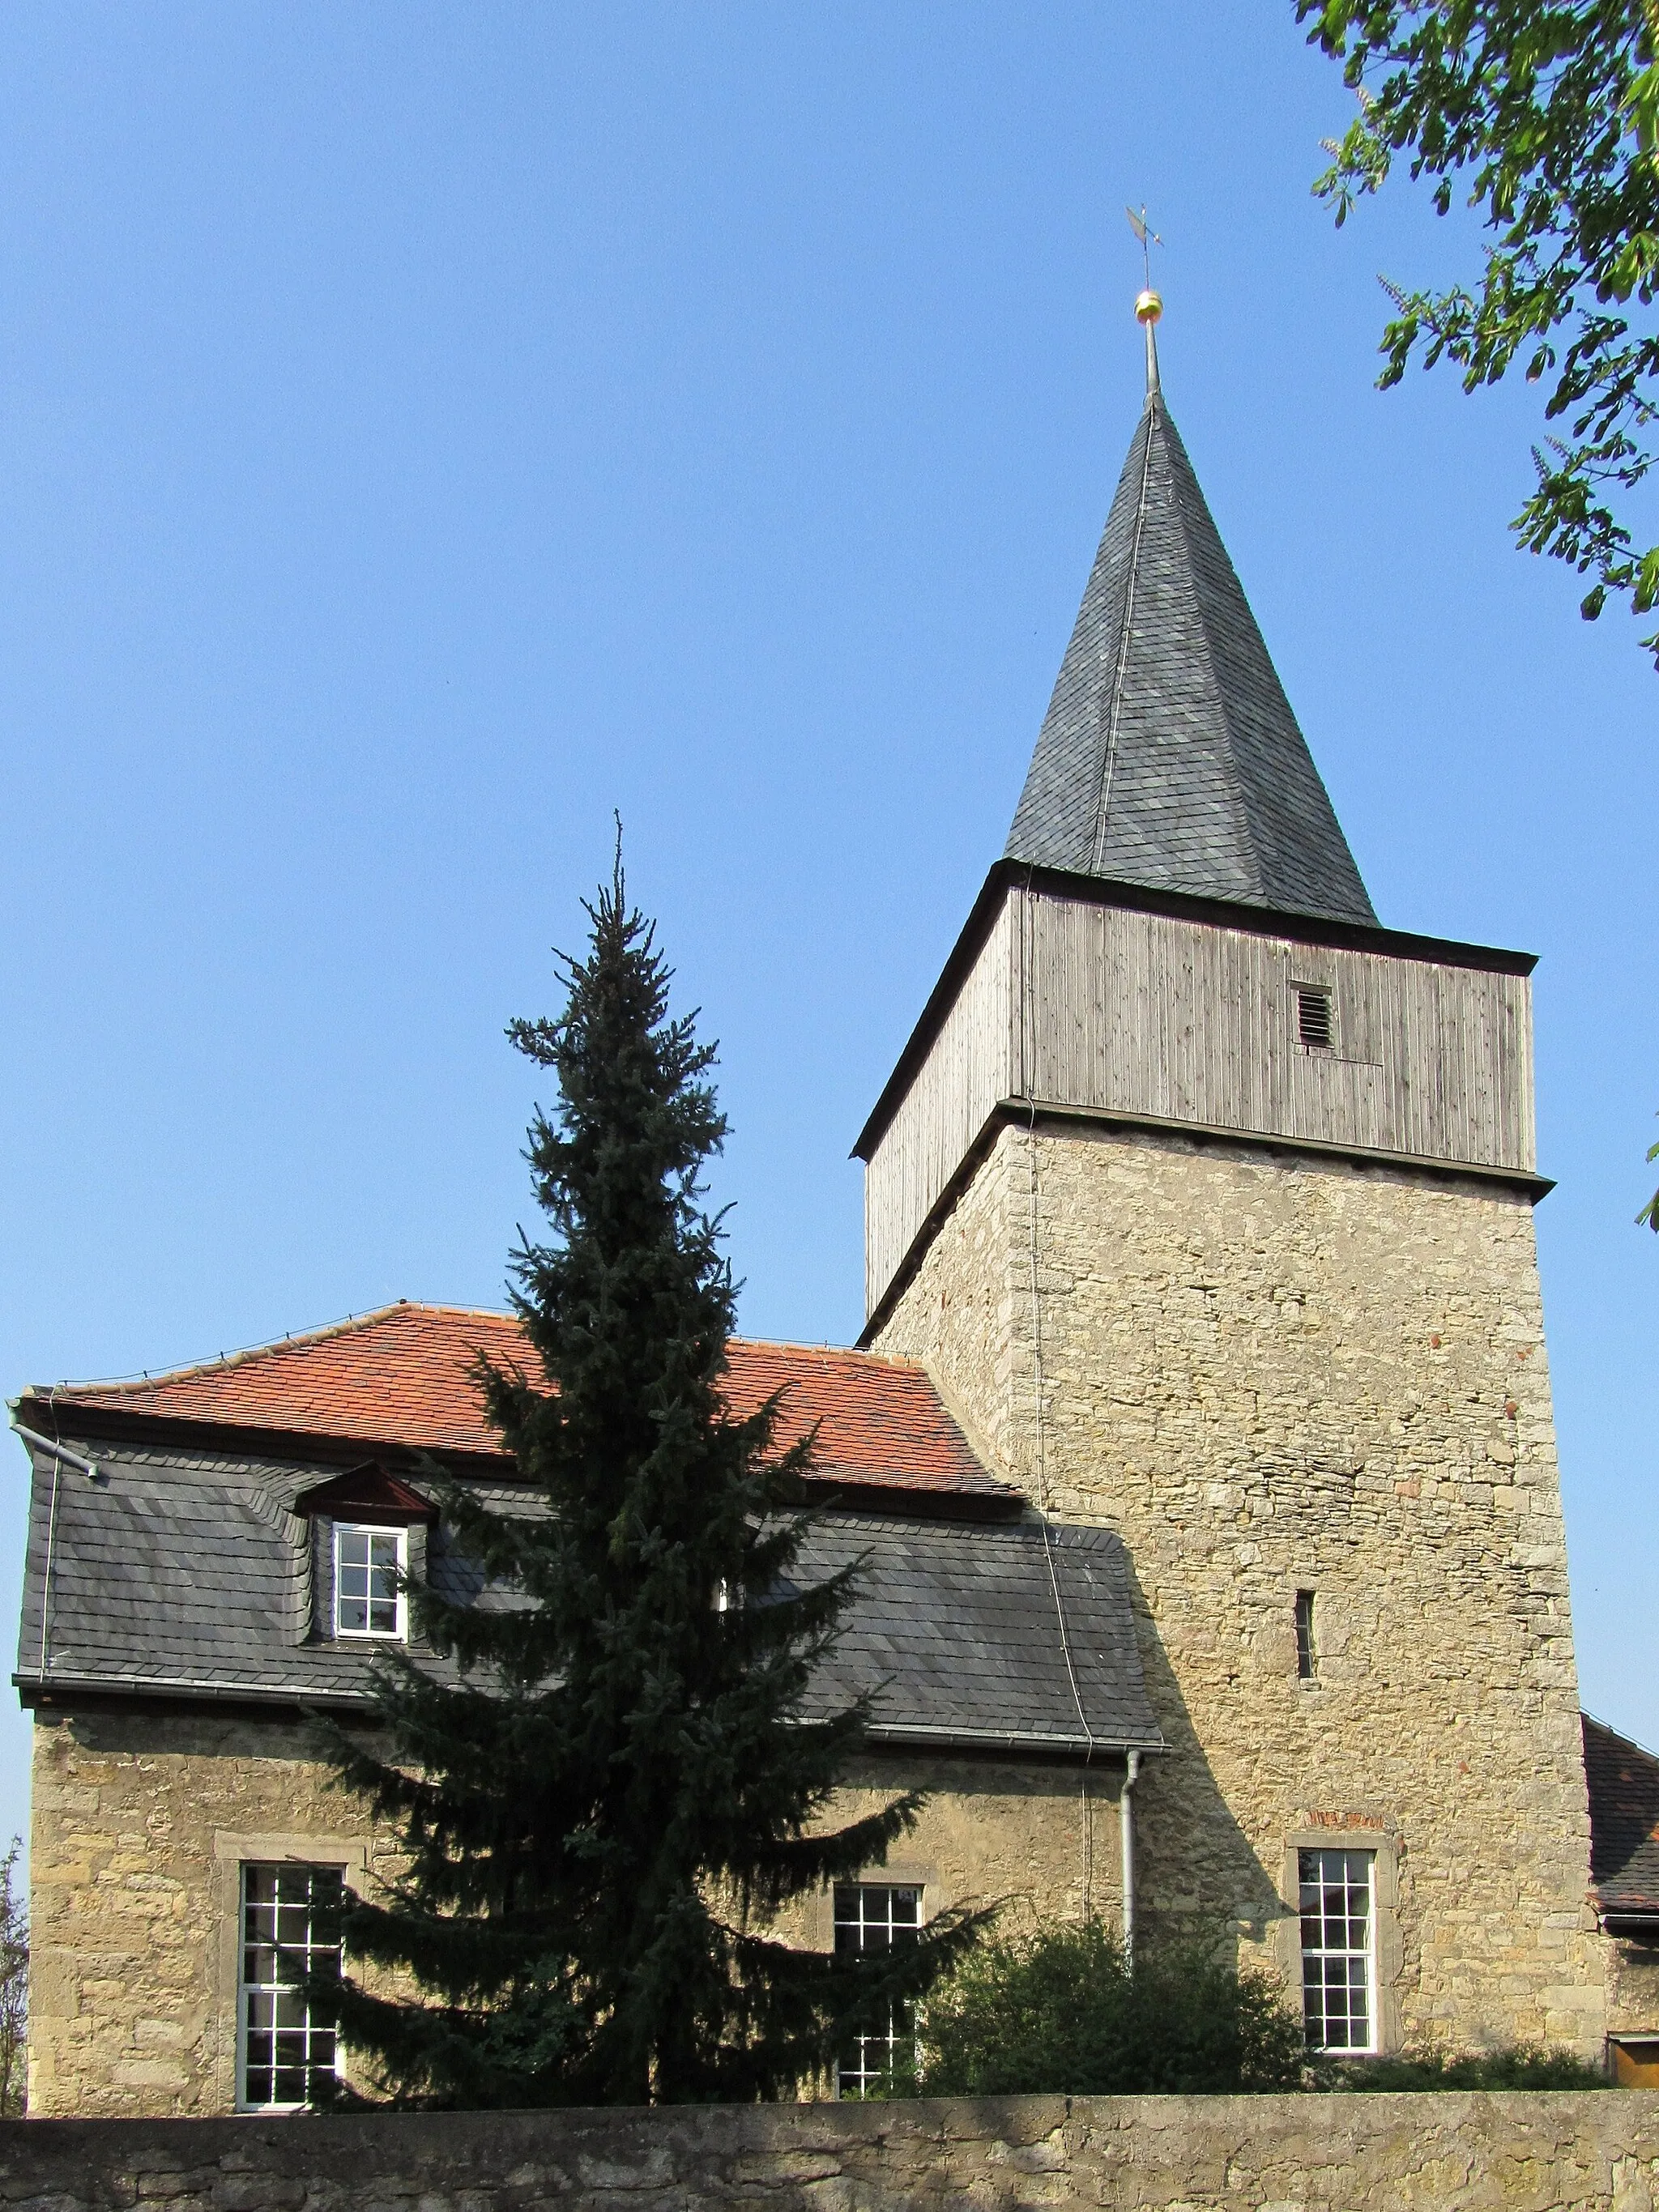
[25,1302,1015,1507]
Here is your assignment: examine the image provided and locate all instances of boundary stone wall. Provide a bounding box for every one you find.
[3,2092,1659,2212]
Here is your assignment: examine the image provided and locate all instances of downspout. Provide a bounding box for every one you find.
[1120,1748,1142,1968]
[11,1420,101,1682]
[12,1426,100,1480]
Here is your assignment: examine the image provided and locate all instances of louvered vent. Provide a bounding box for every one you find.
[1296,987,1333,1051]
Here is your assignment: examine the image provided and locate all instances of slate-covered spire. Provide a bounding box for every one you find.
[1004,308,1376,929]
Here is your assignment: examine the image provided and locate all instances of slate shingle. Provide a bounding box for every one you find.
[13,1443,1161,1754]
[1004,392,1376,930]
[1584,1713,1659,1917]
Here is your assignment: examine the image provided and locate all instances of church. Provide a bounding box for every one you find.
[15,292,1659,2116]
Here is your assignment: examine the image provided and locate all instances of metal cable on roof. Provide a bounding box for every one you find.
[1089,402,1157,878]
[35,1389,68,1681]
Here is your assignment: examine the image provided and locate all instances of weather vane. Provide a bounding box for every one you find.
[1125,204,1164,396]
[1126,204,1162,290]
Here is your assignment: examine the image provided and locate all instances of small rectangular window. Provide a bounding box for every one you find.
[1299,1847,1375,2053]
[1296,987,1333,1051]
[834,1882,920,2097]
[1295,1591,1317,1681]
[335,1524,405,1639]
[239,1862,343,2110]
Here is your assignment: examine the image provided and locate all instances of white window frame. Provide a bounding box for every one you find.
[1299,1845,1378,2055]
[333,1521,407,1640]
[236,1860,344,2112]
[834,1881,922,2097]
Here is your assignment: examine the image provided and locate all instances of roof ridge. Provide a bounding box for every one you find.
[1584,1709,1659,1765]
[1087,399,1157,875]
[27,1299,520,1399]
[1160,402,1276,910]
[30,1309,917,1403]
[732,1338,919,1368]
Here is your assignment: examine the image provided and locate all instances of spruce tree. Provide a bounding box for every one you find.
[323,855,973,2104]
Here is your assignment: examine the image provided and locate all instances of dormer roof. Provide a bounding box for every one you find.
[292,1461,438,1525]
[1004,388,1376,930]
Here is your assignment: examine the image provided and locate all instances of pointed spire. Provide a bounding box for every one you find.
[1004,295,1375,929]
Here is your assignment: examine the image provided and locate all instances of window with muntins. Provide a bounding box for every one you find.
[239,1862,343,2109]
[335,1524,404,1638]
[834,1882,919,2096]
[1299,1847,1375,2052]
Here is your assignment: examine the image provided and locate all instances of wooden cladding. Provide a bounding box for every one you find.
[864,884,1537,1318]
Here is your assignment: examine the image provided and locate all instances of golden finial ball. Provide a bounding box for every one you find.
[1135,288,1163,326]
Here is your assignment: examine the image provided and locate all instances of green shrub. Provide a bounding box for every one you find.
[1328,2045,1607,2091]
[861,1916,1610,2101]
[906,1920,1307,2097]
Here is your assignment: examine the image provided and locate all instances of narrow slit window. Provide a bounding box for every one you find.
[1296,988,1333,1051]
[1295,1590,1317,1681]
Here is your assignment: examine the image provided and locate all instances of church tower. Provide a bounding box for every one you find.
[855,296,1603,2056]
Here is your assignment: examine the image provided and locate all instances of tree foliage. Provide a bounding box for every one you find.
[904,1920,1307,2098]
[322,854,974,2105]
[1333,2042,1607,2086]
[0,1839,25,2116]
[1299,1,1659,658]
[1638,1118,1659,1227]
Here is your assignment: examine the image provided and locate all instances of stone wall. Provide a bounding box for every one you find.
[28,1706,1112,2119]
[875,1118,1605,2056]
[1606,1936,1659,2045]
[28,1707,385,2120]
[1,2091,1657,2212]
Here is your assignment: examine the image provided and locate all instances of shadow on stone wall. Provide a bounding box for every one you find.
[0,2090,1650,2212]
[1115,1546,1288,1967]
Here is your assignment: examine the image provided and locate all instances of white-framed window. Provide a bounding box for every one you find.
[1299,1846,1376,2052]
[238,1862,343,2110]
[834,1882,920,2097]
[334,1523,406,1639]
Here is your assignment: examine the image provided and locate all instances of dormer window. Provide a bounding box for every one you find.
[293,1462,436,1647]
[334,1524,405,1639]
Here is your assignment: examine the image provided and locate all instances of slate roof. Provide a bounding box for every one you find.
[1004,388,1376,929]
[11,1440,1161,1757]
[18,1302,1014,1511]
[791,1514,1157,1752]
[1584,1713,1659,1918]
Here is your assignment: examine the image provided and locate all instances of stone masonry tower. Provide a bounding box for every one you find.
[854,300,1602,2056]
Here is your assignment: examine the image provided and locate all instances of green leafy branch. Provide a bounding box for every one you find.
[1637,1116,1659,1225]
[1299,1,1659,658]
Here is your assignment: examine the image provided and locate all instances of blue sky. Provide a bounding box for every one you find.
[2,3,1655,1854]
